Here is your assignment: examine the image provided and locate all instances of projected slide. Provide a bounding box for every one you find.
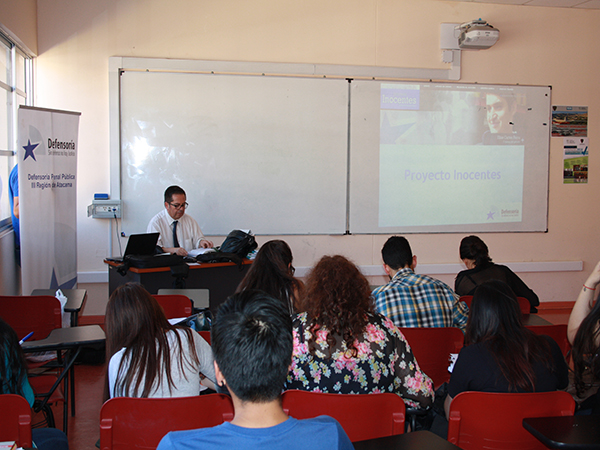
[378,83,528,229]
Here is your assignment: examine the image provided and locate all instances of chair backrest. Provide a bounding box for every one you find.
[0,295,62,340]
[517,297,531,315]
[151,294,192,319]
[399,327,464,388]
[99,394,234,450]
[281,390,405,442]
[525,324,571,357]
[447,391,576,450]
[459,295,473,309]
[462,295,529,315]
[0,394,33,448]
[198,330,211,345]
[157,289,210,309]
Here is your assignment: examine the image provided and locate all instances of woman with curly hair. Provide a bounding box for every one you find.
[568,261,600,413]
[236,240,303,315]
[106,282,216,398]
[285,255,434,410]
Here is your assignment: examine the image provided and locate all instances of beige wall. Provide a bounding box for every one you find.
[27,0,600,313]
[0,0,37,54]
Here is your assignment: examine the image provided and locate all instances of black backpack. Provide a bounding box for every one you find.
[218,230,257,258]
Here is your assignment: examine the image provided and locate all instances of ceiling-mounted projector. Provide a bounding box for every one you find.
[456,19,499,50]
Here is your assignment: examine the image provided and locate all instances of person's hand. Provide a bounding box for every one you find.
[174,247,188,256]
[585,260,600,290]
[199,239,213,249]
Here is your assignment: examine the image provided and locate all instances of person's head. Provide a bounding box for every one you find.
[466,280,549,391]
[236,240,300,314]
[381,236,415,273]
[0,318,29,397]
[466,280,522,344]
[106,283,170,353]
[459,235,492,268]
[300,255,374,354]
[163,185,187,220]
[486,93,517,134]
[212,290,293,403]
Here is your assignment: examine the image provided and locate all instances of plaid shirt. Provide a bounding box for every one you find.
[372,268,468,331]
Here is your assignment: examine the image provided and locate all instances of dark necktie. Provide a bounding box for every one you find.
[172,221,179,248]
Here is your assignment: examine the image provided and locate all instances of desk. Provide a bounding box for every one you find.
[31,289,87,327]
[523,314,553,326]
[105,260,251,313]
[22,325,105,435]
[353,430,462,450]
[523,415,600,449]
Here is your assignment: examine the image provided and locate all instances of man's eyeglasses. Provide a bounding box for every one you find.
[168,202,189,210]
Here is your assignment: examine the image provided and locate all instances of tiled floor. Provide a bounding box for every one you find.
[33,363,106,450]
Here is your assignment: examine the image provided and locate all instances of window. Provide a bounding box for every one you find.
[0,32,33,228]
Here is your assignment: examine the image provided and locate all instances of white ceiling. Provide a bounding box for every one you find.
[444,0,600,9]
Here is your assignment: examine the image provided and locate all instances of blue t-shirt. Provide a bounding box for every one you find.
[8,164,19,246]
[157,416,353,450]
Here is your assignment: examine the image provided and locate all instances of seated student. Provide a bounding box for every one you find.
[568,260,600,413]
[235,239,304,315]
[286,255,434,410]
[455,235,539,313]
[157,290,353,450]
[372,236,468,331]
[443,280,568,421]
[106,282,216,397]
[0,318,69,450]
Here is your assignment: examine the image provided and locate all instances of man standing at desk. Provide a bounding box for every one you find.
[147,185,213,256]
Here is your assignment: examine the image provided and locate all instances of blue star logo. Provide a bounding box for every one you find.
[23,139,39,161]
[487,211,495,220]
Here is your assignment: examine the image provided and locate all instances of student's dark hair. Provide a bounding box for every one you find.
[105,282,199,398]
[235,240,303,314]
[381,236,413,270]
[459,235,492,268]
[0,318,29,397]
[466,280,551,392]
[164,185,186,203]
[572,294,600,396]
[298,255,375,358]
[212,290,293,403]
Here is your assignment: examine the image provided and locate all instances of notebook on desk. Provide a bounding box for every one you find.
[106,232,159,262]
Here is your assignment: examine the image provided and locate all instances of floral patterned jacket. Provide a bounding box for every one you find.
[285,312,434,410]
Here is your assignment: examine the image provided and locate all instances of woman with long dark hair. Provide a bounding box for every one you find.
[568,261,600,413]
[0,318,69,450]
[455,235,539,312]
[106,282,215,397]
[285,255,433,410]
[236,240,303,315]
[444,280,568,416]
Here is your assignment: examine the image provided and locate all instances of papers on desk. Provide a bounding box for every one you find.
[188,248,216,257]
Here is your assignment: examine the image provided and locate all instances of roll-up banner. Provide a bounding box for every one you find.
[18,106,81,295]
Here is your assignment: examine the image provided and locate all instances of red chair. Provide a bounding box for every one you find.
[447,391,576,450]
[0,295,62,341]
[152,294,192,319]
[461,295,530,315]
[198,330,211,345]
[399,327,464,388]
[0,295,65,429]
[281,390,405,442]
[99,394,234,450]
[0,394,33,448]
[459,295,473,309]
[526,324,571,357]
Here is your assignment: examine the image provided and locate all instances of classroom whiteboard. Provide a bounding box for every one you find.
[119,71,349,235]
[114,59,551,236]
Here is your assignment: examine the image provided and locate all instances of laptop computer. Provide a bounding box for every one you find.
[107,232,160,262]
